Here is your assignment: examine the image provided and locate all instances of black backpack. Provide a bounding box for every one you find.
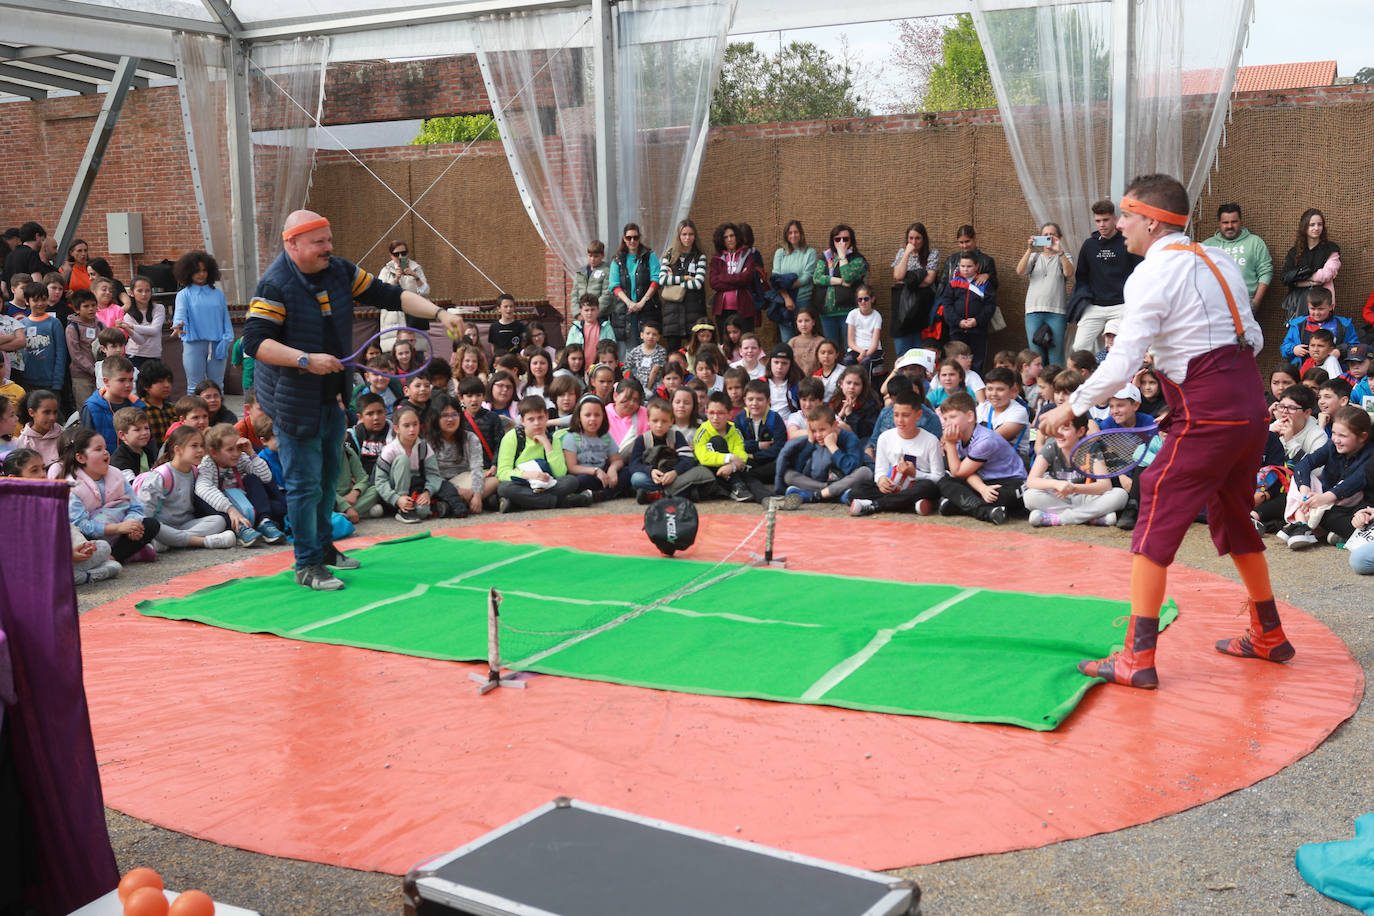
[643,496,699,557]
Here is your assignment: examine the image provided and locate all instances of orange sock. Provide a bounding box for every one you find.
[1231,550,1273,603]
[1130,554,1168,619]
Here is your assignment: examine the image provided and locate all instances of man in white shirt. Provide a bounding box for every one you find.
[1038,173,1294,690]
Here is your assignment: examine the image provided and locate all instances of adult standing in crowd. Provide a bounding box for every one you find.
[572,240,613,319]
[938,225,997,297]
[3,222,47,297]
[812,223,868,346]
[1016,222,1073,366]
[658,218,708,353]
[1070,200,1141,354]
[609,222,661,355]
[243,209,464,591]
[62,238,92,293]
[1204,203,1271,312]
[891,221,938,356]
[1280,207,1341,324]
[377,239,432,355]
[709,222,760,336]
[170,250,233,394]
[771,220,817,343]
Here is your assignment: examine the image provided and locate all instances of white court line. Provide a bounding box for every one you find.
[443,584,635,608]
[290,583,430,636]
[800,588,981,701]
[658,606,823,628]
[435,546,551,587]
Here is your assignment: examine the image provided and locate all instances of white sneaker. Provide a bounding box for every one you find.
[849,498,876,517]
[204,530,237,549]
[1029,509,1061,527]
[89,559,122,582]
[367,503,384,518]
[1089,513,1117,527]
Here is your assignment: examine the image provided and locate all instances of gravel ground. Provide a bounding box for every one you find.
[80,495,1371,915]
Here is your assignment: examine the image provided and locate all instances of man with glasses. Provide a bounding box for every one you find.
[379,239,432,355]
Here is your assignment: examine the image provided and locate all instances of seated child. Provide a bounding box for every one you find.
[628,397,714,503]
[693,390,754,502]
[137,360,178,446]
[394,372,435,426]
[864,373,942,458]
[486,369,521,425]
[848,390,945,517]
[1017,349,1045,416]
[7,446,119,583]
[813,339,843,401]
[458,377,504,503]
[593,339,622,380]
[734,378,787,501]
[730,332,766,380]
[1280,405,1374,549]
[547,373,583,430]
[764,344,800,421]
[195,422,287,546]
[336,435,383,523]
[1098,382,1148,529]
[1344,344,1370,404]
[80,356,143,449]
[92,326,131,396]
[235,389,267,450]
[1050,369,1100,432]
[723,366,749,420]
[164,395,210,443]
[927,359,970,408]
[350,355,404,414]
[496,395,595,512]
[778,403,873,508]
[556,394,627,500]
[1135,366,1167,418]
[974,367,1031,468]
[788,377,826,440]
[692,349,725,393]
[843,283,883,371]
[110,406,156,480]
[1317,378,1351,432]
[374,404,448,523]
[426,392,486,517]
[945,340,985,402]
[254,414,285,486]
[64,426,160,565]
[194,379,237,426]
[1281,286,1359,367]
[1023,411,1129,526]
[16,388,63,470]
[1299,328,1343,379]
[936,391,1027,525]
[625,320,667,390]
[427,357,454,398]
[566,293,615,353]
[135,426,235,550]
[348,392,392,479]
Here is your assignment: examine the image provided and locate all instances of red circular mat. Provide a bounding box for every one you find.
[81,515,1361,875]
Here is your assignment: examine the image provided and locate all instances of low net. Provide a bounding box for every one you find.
[474,512,771,688]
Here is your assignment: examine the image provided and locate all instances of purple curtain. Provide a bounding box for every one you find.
[0,479,118,914]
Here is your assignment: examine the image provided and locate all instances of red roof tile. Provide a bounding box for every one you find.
[1180,60,1337,96]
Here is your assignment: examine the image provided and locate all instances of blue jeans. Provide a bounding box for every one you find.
[1024,312,1066,367]
[892,333,922,358]
[820,315,846,348]
[182,339,227,394]
[1351,542,1374,575]
[276,401,345,569]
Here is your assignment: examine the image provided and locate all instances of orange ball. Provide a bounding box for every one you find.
[118,868,163,902]
[168,890,215,916]
[123,885,169,916]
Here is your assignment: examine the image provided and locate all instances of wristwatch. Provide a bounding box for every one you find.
[297,352,310,369]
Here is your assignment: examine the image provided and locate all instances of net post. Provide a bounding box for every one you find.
[749,498,787,568]
[470,587,526,694]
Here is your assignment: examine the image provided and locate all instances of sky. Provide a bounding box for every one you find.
[764,0,1372,113]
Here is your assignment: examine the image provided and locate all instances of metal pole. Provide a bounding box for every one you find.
[591,0,616,245]
[225,37,257,303]
[54,56,139,266]
[1108,0,1134,203]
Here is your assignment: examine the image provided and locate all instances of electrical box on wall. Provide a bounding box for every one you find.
[106,212,143,254]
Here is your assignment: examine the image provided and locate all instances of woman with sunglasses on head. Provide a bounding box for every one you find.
[812,223,868,347]
[609,223,661,359]
[378,239,432,355]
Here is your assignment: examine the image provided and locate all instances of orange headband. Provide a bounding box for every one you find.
[1121,196,1188,226]
[281,216,330,241]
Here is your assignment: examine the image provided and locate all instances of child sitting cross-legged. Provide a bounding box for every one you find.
[693,390,754,502]
[110,406,157,481]
[374,404,447,523]
[556,394,627,501]
[628,396,715,504]
[496,395,595,513]
[135,426,236,550]
[65,426,160,565]
[1022,410,1128,527]
[734,378,788,501]
[1280,405,1374,549]
[936,391,1027,525]
[195,422,287,546]
[427,392,488,517]
[848,389,945,517]
[348,392,392,480]
[975,367,1031,469]
[394,372,435,426]
[777,403,873,509]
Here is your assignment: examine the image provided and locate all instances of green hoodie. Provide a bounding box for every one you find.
[1203,227,1272,303]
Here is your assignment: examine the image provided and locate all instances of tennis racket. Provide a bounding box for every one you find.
[341,329,435,380]
[1066,422,1159,479]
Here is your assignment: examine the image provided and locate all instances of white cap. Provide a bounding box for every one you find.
[894,348,937,373]
[1104,318,1122,337]
[1112,382,1141,402]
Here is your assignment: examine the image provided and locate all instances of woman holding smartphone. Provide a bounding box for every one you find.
[1016,222,1073,367]
[379,239,432,354]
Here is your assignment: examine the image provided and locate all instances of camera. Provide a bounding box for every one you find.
[1031,235,1053,248]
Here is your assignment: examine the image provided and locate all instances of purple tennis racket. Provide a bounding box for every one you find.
[341,329,435,380]
[1061,421,1159,479]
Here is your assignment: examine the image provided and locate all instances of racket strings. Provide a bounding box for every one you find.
[1070,430,1150,476]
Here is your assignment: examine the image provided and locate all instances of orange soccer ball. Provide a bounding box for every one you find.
[168,889,215,916]
[123,885,169,916]
[117,868,163,903]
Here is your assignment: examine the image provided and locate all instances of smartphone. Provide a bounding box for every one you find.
[1032,235,1053,248]
[399,257,409,270]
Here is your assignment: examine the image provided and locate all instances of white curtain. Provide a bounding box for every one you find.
[971,0,1251,240]
[474,10,598,277]
[475,0,735,274]
[615,0,736,254]
[173,32,238,301]
[249,36,330,264]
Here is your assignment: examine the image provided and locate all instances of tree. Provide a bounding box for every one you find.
[1355,67,1374,85]
[710,41,871,126]
[888,17,948,113]
[923,14,996,111]
[411,114,499,145]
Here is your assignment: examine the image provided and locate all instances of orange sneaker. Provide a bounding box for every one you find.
[1079,615,1160,689]
[1215,599,1295,662]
